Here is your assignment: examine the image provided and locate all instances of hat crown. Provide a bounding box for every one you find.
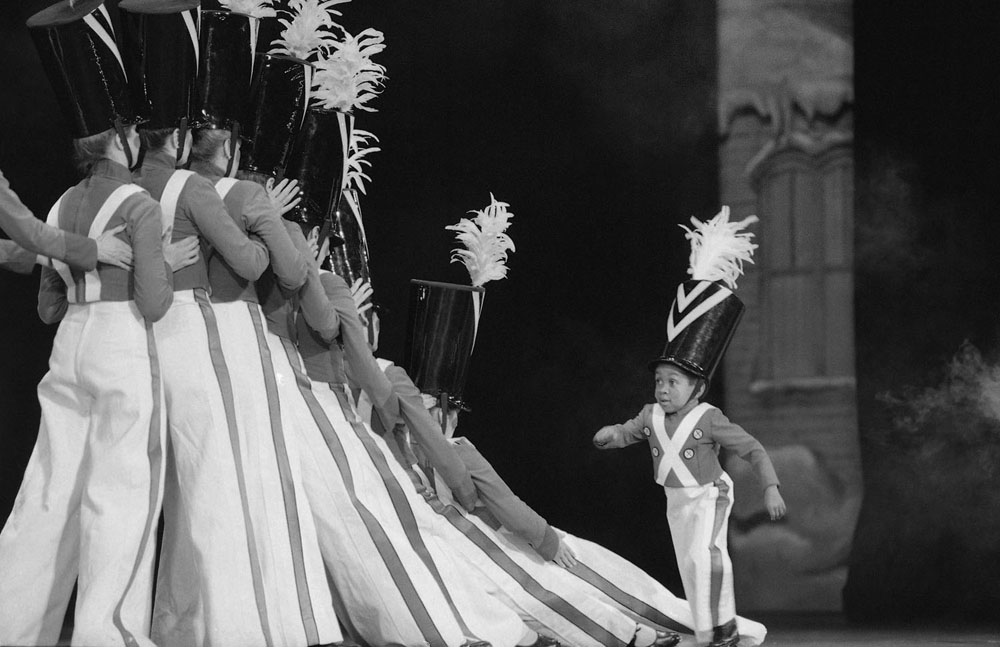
[120,2,200,129]
[192,10,256,130]
[404,280,486,408]
[651,279,745,380]
[28,1,136,137]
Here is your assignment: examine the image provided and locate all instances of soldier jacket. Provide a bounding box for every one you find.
[603,400,780,491]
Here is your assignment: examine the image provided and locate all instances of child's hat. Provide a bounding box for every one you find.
[27,0,138,138]
[118,0,199,132]
[649,206,759,382]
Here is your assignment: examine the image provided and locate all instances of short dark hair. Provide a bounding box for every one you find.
[72,128,118,175]
[190,128,231,166]
[139,127,176,153]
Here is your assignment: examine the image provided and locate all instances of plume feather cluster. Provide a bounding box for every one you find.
[679,205,758,290]
[447,194,515,287]
[345,129,380,194]
[270,0,349,61]
[219,0,276,19]
[311,28,387,112]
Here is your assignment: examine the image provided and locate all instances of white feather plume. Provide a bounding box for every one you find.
[269,0,349,61]
[345,128,380,194]
[447,194,516,288]
[219,0,276,19]
[679,205,758,290]
[311,28,387,112]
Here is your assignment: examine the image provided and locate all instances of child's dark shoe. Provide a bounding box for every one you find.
[461,641,492,647]
[708,619,739,647]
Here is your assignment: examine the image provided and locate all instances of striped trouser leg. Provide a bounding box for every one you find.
[665,476,736,645]
[0,312,91,647]
[152,294,271,647]
[72,303,166,647]
[271,333,527,647]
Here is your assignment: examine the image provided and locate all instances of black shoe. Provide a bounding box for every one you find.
[708,618,739,647]
[461,641,492,647]
[524,635,562,647]
[653,630,681,647]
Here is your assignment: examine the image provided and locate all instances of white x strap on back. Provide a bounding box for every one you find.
[215,177,238,199]
[44,191,74,289]
[653,402,714,487]
[160,169,195,239]
[45,184,145,301]
[82,185,145,301]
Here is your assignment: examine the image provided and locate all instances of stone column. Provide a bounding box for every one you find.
[717,0,860,611]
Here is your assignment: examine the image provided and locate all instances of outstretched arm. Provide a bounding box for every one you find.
[1,170,99,270]
[593,408,648,449]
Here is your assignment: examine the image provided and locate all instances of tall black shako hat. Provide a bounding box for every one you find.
[27,0,137,163]
[119,0,199,162]
[240,52,315,179]
[326,190,378,342]
[650,206,759,383]
[404,280,485,413]
[404,195,516,416]
[284,108,353,235]
[193,9,257,174]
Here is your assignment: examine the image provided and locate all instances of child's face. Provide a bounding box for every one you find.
[654,365,700,413]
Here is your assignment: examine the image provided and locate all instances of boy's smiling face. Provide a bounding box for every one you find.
[654,364,700,414]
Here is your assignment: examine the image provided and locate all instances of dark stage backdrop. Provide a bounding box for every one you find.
[847,0,1000,623]
[0,1,718,597]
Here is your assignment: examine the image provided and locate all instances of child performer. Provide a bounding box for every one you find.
[594,208,786,647]
[0,1,173,644]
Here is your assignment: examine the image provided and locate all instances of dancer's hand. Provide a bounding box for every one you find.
[164,236,200,271]
[265,177,301,216]
[351,278,374,317]
[764,485,786,521]
[96,224,132,269]
[552,540,577,569]
[306,226,320,260]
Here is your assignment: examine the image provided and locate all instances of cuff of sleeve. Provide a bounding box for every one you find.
[452,482,478,513]
[534,526,560,562]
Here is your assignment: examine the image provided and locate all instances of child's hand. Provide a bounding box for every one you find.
[552,539,578,569]
[593,426,618,448]
[764,485,786,521]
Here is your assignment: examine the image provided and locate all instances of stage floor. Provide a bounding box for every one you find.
[49,613,1000,646]
[733,613,1000,647]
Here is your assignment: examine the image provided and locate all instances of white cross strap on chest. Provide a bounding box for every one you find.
[81,184,147,302]
[160,169,195,239]
[653,402,715,487]
[215,177,239,200]
[44,191,74,289]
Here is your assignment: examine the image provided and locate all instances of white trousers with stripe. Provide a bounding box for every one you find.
[0,301,166,647]
[268,334,529,647]
[665,474,743,645]
[150,293,340,647]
